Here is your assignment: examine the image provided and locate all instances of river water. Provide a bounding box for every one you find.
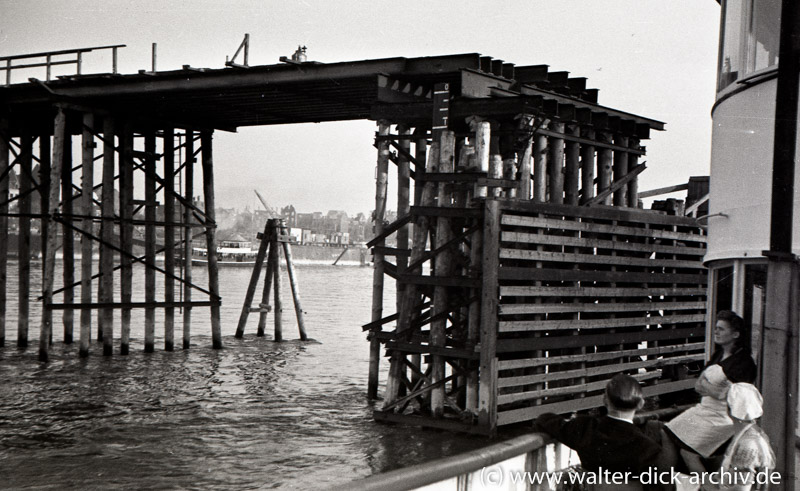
[0,261,489,490]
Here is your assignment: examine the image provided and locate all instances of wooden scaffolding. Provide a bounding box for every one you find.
[0,107,223,361]
[366,81,707,434]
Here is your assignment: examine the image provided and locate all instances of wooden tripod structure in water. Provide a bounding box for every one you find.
[236,218,308,341]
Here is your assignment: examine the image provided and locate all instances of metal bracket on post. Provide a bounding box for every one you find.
[225,34,250,68]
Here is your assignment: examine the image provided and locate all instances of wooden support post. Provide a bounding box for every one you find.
[473,120,490,198]
[385,140,438,407]
[627,138,640,207]
[79,113,94,357]
[39,134,50,286]
[18,132,32,348]
[61,130,74,343]
[236,220,272,338]
[431,130,455,418]
[466,222,482,412]
[564,125,580,206]
[548,122,565,204]
[597,132,613,206]
[99,118,115,349]
[272,224,283,342]
[144,131,156,353]
[279,219,307,340]
[39,108,65,362]
[413,127,428,207]
[613,135,629,207]
[478,199,500,433]
[533,119,548,203]
[368,121,390,399]
[396,125,411,297]
[410,129,427,388]
[183,131,194,349]
[489,153,503,198]
[201,130,222,349]
[0,119,7,347]
[119,123,133,355]
[500,122,517,199]
[164,128,175,351]
[580,129,596,205]
[257,225,276,337]
[517,115,534,200]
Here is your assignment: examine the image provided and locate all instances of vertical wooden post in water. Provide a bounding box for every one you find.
[627,138,640,207]
[533,119,548,203]
[100,117,115,354]
[39,133,50,288]
[61,131,74,343]
[79,113,94,357]
[257,225,276,337]
[613,135,629,207]
[279,219,307,340]
[144,132,157,353]
[0,119,8,347]
[39,108,65,362]
[396,125,411,308]
[164,128,175,351]
[368,121,390,399]
[201,130,222,349]
[580,129,596,205]
[431,130,455,417]
[183,131,194,349]
[517,115,534,200]
[564,125,580,206]
[18,132,32,348]
[548,122,565,204]
[236,219,271,338]
[272,222,283,342]
[478,199,500,433]
[119,123,134,355]
[597,132,613,206]
[473,120,490,198]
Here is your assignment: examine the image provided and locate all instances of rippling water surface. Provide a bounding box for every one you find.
[0,262,489,490]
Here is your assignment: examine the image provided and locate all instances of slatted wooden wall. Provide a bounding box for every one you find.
[487,201,707,427]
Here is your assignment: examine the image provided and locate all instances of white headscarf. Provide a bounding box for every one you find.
[727,383,763,421]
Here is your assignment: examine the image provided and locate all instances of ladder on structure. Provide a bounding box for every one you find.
[235,219,307,341]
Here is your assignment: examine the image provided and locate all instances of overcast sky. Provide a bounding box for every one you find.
[1,0,721,215]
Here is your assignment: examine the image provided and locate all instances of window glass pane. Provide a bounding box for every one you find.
[719,0,781,92]
[750,0,781,72]
[744,263,767,365]
[714,265,734,313]
[719,0,746,91]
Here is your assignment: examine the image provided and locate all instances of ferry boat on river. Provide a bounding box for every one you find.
[191,234,257,267]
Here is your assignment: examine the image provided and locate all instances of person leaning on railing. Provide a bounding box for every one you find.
[533,374,662,490]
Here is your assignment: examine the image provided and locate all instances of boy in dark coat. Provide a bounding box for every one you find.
[533,374,661,477]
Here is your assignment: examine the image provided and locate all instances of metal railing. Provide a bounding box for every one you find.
[329,433,564,491]
[1,44,125,87]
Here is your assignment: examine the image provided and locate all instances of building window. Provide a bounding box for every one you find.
[718,0,781,92]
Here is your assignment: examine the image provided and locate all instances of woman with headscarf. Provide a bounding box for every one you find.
[663,311,757,471]
[705,383,775,491]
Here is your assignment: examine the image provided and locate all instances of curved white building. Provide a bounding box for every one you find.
[707,0,797,361]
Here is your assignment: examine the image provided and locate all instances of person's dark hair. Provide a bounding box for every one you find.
[605,374,644,410]
[716,310,749,351]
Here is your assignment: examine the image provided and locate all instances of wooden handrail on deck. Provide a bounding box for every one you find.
[1,44,126,86]
[330,433,550,491]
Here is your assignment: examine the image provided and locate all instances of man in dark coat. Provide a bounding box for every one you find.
[533,374,663,486]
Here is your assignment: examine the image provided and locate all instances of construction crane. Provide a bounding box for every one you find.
[253,189,278,217]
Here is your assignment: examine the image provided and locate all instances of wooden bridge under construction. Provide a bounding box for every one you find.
[0,45,708,434]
